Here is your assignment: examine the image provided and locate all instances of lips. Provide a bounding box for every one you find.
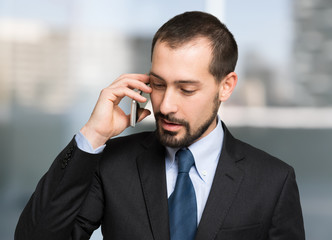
[160,118,183,132]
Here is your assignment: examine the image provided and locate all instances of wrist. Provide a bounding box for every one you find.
[80,125,109,149]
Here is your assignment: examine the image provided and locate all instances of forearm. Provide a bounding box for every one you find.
[15,137,101,240]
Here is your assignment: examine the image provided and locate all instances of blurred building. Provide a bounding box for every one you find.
[0,18,138,115]
[293,0,332,106]
[0,19,72,114]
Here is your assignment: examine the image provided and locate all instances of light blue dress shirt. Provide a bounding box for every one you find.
[75,117,224,225]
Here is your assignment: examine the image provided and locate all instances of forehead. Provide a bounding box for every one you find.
[151,37,214,83]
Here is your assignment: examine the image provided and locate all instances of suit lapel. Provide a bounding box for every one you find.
[195,124,245,240]
[136,133,170,240]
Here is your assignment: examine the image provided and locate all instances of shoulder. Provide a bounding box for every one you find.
[222,124,294,179]
[238,138,293,174]
[223,128,298,201]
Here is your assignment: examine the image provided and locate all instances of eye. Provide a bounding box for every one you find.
[181,88,196,95]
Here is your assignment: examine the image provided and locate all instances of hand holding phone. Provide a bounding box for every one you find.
[80,74,151,148]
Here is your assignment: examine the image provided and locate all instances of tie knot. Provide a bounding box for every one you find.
[176,148,195,173]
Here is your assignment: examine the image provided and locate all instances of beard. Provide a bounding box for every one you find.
[154,94,220,148]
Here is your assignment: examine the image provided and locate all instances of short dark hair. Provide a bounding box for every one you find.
[151,11,238,81]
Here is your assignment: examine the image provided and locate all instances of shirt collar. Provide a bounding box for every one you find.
[165,116,224,183]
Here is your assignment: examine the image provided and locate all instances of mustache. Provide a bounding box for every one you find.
[154,112,188,126]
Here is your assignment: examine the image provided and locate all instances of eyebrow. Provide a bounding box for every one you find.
[149,71,201,85]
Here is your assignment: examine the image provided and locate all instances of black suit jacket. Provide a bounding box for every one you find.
[15,123,305,240]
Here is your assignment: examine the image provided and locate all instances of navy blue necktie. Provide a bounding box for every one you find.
[168,148,197,240]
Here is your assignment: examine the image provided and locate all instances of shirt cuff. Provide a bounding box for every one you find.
[75,131,106,154]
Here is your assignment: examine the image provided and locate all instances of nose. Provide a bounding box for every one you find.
[159,89,178,115]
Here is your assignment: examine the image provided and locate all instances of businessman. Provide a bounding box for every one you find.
[15,11,305,240]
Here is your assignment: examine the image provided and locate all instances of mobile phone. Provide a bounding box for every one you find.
[130,90,150,127]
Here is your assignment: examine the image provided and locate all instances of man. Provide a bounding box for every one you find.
[15,11,305,240]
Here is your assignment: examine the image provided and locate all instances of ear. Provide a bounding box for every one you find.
[218,72,238,102]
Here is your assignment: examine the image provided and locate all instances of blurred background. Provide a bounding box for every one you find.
[0,0,331,239]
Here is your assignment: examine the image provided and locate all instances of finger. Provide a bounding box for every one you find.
[127,73,150,83]
[113,74,150,86]
[108,87,148,105]
[100,86,144,102]
[124,73,149,82]
[109,77,152,94]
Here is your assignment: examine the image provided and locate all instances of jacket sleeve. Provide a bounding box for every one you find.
[15,137,102,240]
[268,167,305,240]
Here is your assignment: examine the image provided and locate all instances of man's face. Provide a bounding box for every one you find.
[150,38,222,148]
